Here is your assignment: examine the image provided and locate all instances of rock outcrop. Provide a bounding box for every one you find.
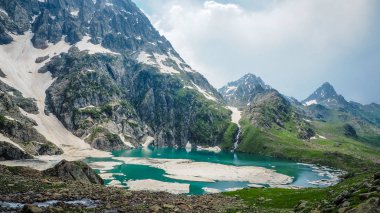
[0,81,63,156]
[0,141,33,160]
[44,160,103,185]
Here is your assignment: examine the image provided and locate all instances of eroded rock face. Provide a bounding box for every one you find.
[44,160,104,185]
[42,49,231,149]
[0,82,63,156]
[0,115,63,156]
[0,141,33,160]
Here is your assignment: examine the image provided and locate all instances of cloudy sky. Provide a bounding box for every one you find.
[134,0,380,104]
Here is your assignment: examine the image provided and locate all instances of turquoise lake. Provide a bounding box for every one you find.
[84,147,341,195]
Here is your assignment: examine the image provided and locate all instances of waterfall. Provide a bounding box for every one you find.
[226,106,242,152]
[185,141,192,153]
[233,126,241,151]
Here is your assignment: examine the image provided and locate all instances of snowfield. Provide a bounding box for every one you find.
[0,32,110,161]
[227,106,242,127]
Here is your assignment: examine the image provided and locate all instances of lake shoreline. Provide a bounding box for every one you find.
[0,147,344,195]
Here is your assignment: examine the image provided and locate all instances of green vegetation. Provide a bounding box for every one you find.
[89,126,103,142]
[0,167,67,194]
[224,171,378,212]
[225,187,326,210]
[79,107,102,119]
[175,88,232,146]
[0,114,5,124]
[220,122,239,150]
[237,119,379,172]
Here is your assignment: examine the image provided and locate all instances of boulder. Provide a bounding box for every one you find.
[43,160,103,185]
[35,55,49,64]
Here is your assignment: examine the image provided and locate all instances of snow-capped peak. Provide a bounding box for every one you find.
[303,82,348,108]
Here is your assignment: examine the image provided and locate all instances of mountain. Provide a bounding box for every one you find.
[242,89,315,140]
[302,82,349,108]
[219,74,379,171]
[219,74,315,140]
[0,0,233,158]
[219,73,271,108]
[302,82,380,144]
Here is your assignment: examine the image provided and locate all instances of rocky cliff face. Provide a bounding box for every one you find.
[41,47,230,149]
[0,0,232,153]
[0,80,63,158]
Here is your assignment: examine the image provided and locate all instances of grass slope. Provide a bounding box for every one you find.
[224,171,379,212]
[237,119,379,172]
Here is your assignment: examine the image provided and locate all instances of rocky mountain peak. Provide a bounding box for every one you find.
[240,73,269,89]
[219,73,270,108]
[303,82,347,108]
[319,82,337,96]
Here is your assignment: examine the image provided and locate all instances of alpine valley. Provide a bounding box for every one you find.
[0,0,379,213]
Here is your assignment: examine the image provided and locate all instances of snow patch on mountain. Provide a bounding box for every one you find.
[119,134,134,148]
[137,51,155,65]
[0,32,108,159]
[225,86,237,94]
[191,81,217,101]
[153,53,180,74]
[75,36,118,55]
[143,136,155,148]
[0,133,25,151]
[304,100,318,106]
[0,8,8,16]
[0,32,71,99]
[227,106,241,127]
[137,51,179,74]
[70,9,79,17]
[136,51,195,74]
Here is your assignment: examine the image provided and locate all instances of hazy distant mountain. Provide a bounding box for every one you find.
[303,82,380,128]
[302,82,348,108]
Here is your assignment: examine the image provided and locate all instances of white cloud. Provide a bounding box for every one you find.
[139,0,379,103]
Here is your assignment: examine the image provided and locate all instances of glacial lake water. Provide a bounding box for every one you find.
[84,147,341,195]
